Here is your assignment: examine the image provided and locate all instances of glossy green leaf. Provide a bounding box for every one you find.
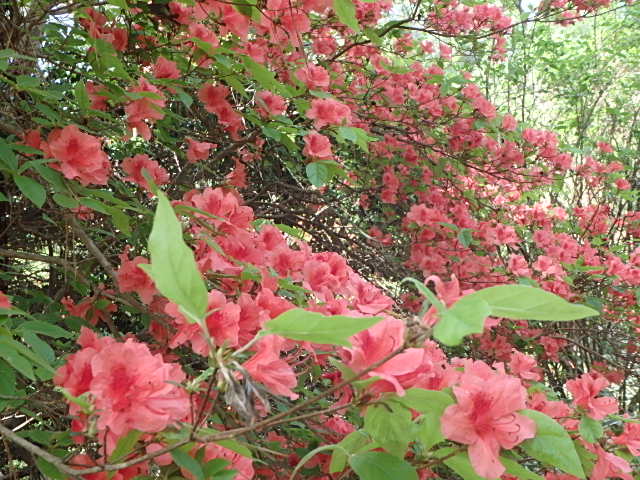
[18,320,72,338]
[395,388,454,414]
[329,430,371,474]
[435,448,486,480]
[396,388,454,449]
[0,139,18,171]
[363,401,413,458]
[349,451,418,480]
[305,160,345,187]
[52,193,78,208]
[264,308,382,346]
[74,81,90,111]
[14,175,46,207]
[458,285,598,321]
[242,56,292,97]
[0,337,35,380]
[171,447,204,480]
[141,191,208,323]
[579,416,603,443]
[333,0,361,32]
[433,294,491,346]
[109,429,142,462]
[501,456,544,480]
[520,409,585,478]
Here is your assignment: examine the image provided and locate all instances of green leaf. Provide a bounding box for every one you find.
[501,456,544,480]
[402,277,446,313]
[264,309,381,346]
[0,337,35,380]
[435,448,487,480]
[110,207,132,235]
[14,175,46,207]
[349,451,417,480]
[141,191,208,323]
[579,416,603,443]
[290,445,339,479]
[174,86,193,108]
[520,409,585,478]
[395,388,454,450]
[363,401,413,458]
[171,447,204,480]
[329,430,371,474]
[74,81,91,111]
[242,56,292,97]
[109,429,142,462]
[35,458,65,480]
[306,160,345,187]
[52,193,79,208]
[395,388,454,414]
[333,0,361,32]
[457,285,598,321]
[306,161,330,187]
[433,294,491,346]
[18,320,72,338]
[336,126,376,152]
[213,439,252,458]
[21,331,54,365]
[458,228,473,247]
[203,458,231,477]
[0,139,18,171]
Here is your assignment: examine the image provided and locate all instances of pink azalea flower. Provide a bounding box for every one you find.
[306,98,351,129]
[86,81,109,110]
[295,64,330,90]
[256,90,287,117]
[243,335,299,400]
[183,444,254,480]
[121,154,169,193]
[0,291,12,309]
[509,350,542,382]
[153,56,180,79]
[302,132,333,159]
[565,372,618,420]
[116,246,157,304]
[440,361,536,479]
[589,443,632,480]
[613,422,640,456]
[186,138,216,163]
[46,125,110,185]
[89,338,190,436]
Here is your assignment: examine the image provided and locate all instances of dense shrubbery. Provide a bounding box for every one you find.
[1,0,640,478]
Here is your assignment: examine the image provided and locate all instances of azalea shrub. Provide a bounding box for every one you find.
[1,0,640,478]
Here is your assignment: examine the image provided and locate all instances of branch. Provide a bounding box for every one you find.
[67,216,118,283]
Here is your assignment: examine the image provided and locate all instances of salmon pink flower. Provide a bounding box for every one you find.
[0,291,12,309]
[86,81,109,110]
[256,90,287,117]
[153,56,180,79]
[295,64,330,90]
[303,132,333,159]
[186,138,216,163]
[47,125,110,185]
[566,372,618,420]
[89,338,190,436]
[306,98,351,129]
[589,443,632,480]
[121,154,169,193]
[613,422,640,455]
[243,335,298,400]
[441,361,536,479]
[116,246,157,304]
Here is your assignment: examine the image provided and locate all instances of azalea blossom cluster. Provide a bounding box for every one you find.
[3,0,640,475]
